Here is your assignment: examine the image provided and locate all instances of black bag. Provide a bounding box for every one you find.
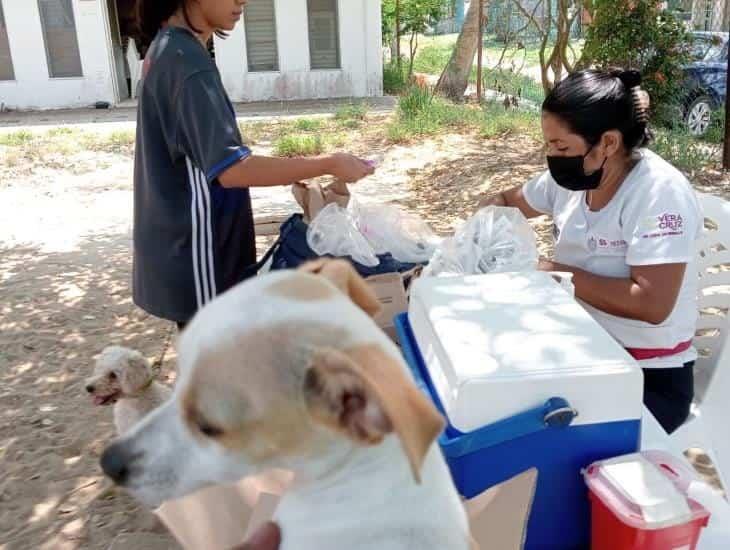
[267,214,423,277]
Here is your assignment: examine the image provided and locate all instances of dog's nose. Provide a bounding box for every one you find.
[85,384,94,393]
[100,442,136,485]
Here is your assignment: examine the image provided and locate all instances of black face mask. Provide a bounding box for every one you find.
[547,146,607,191]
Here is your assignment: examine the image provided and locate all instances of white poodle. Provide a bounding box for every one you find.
[86,346,172,435]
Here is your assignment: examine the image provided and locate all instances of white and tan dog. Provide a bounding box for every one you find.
[86,346,172,435]
[100,260,470,550]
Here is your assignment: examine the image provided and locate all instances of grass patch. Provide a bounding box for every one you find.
[274,134,324,157]
[327,133,347,149]
[105,130,136,148]
[47,127,78,138]
[293,118,324,132]
[0,127,138,164]
[479,68,545,104]
[702,107,726,145]
[409,34,554,105]
[49,140,83,156]
[3,149,23,167]
[383,60,409,94]
[335,103,368,123]
[0,130,34,146]
[412,43,454,75]
[480,104,541,139]
[387,86,540,143]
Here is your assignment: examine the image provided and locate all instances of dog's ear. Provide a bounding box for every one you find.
[304,345,444,483]
[298,259,381,318]
[121,351,151,393]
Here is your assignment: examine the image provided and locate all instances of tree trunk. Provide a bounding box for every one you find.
[436,0,487,101]
[408,31,419,76]
[396,0,402,67]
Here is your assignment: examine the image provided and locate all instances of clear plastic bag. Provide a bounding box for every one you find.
[423,206,538,277]
[353,201,440,264]
[306,203,379,267]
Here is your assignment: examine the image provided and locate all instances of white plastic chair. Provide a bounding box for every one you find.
[668,192,730,494]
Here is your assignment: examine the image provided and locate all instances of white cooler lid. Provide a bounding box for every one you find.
[409,271,643,432]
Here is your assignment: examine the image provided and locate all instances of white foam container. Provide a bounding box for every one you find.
[408,271,643,433]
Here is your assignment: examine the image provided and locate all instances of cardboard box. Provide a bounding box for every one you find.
[367,272,409,342]
[366,266,422,343]
[155,468,536,550]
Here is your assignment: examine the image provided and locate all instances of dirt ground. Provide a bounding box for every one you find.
[1,110,727,550]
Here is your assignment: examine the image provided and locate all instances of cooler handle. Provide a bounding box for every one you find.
[543,398,579,428]
[394,312,580,456]
[439,396,580,457]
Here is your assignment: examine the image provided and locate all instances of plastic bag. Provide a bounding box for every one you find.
[424,206,538,277]
[306,203,379,267]
[353,201,440,264]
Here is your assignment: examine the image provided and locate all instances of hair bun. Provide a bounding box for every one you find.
[617,69,642,89]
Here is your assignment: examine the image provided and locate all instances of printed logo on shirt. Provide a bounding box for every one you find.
[596,237,628,250]
[640,212,684,239]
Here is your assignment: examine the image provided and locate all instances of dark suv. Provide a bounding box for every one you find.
[682,31,728,136]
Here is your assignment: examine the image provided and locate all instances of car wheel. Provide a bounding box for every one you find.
[685,95,714,136]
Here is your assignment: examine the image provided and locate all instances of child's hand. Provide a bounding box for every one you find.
[327,153,375,183]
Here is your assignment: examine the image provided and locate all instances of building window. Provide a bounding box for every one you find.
[38,0,83,78]
[244,0,279,72]
[0,0,13,81]
[307,0,340,70]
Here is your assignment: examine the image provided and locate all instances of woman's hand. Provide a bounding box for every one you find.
[231,522,281,550]
[475,186,543,219]
[537,256,686,326]
[477,192,507,209]
[537,257,556,272]
[326,153,375,183]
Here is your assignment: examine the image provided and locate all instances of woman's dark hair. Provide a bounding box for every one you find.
[542,69,652,151]
[137,0,227,49]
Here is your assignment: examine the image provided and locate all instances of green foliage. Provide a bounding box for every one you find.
[383,60,410,94]
[335,103,368,122]
[412,42,454,75]
[704,107,726,145]
[293,118,323,132]
[47,127,76,137]
[582,0,691,124]
[651,127,720,175]
[480,68,546,104]
[480,103,541,140]
[0,130,34,146]
[105,130,136,148]
[382,0,451,44]
[387,85,540,142]
[273,134,324,157]
[334,103,368,128]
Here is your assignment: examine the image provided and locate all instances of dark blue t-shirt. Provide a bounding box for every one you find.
[133,27,256,323]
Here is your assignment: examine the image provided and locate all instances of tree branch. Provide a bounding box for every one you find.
[510,0,547,38]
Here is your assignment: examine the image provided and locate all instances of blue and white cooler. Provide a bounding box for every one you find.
[395,271,644,550]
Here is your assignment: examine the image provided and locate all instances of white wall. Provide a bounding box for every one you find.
[0,0,116,110]
[216,0,383,102]
[0,0,382,110]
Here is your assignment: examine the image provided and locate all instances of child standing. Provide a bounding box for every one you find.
[134,0,374,328]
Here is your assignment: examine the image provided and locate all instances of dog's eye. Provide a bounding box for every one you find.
[197,421,224,438]
[109,372,117,380]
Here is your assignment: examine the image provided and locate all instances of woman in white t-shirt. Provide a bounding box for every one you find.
[479,69,702,434]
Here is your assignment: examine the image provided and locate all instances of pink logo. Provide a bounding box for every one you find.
[658,213,683,231]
